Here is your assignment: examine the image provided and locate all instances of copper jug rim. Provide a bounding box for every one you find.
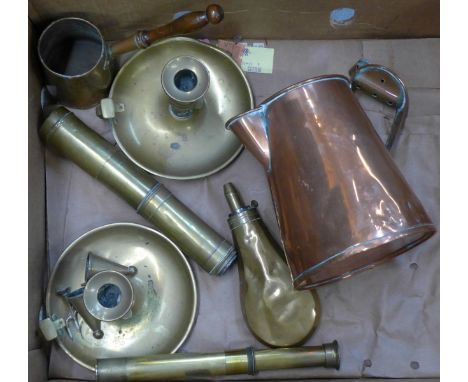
[38,17,107,79]
[226,74,350,129]
[293,223,436,289]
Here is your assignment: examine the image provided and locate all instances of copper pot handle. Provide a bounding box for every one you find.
[349,59,408,151]
[110,4,224,56]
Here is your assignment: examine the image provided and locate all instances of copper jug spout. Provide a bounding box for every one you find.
[226,108,270,170]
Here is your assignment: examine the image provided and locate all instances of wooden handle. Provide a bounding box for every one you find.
[111,4,224,56]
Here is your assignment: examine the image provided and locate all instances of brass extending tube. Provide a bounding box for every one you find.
[40,107,236,275]
[96,341,340,381]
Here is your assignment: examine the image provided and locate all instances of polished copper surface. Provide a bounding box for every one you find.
[227,75,436,288]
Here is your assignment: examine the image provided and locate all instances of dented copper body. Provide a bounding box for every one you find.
[227,72,436,289]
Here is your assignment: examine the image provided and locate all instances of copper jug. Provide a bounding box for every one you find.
[226,61,436,289]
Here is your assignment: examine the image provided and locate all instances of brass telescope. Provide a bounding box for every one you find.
[39,107,236,275]
[96,341,340,381]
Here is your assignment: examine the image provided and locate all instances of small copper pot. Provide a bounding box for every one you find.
[226,61,436,289]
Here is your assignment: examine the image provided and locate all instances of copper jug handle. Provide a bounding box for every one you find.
[110,4,224,56]
[349,59,408,151]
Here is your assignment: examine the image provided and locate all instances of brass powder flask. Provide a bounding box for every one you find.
[40,107,236,275]
[224,183,319,347]
[96,341,340,381]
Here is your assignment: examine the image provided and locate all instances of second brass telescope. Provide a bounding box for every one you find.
[96,341,340,381]
[40,107,236,275]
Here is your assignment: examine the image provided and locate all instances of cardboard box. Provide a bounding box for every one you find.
[28,1,440,381]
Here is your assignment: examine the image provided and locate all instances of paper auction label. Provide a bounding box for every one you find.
[240,46,275,74]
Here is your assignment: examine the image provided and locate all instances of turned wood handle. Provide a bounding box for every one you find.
[111,4,224,56]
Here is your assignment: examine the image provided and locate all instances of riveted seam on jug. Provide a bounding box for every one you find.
[353,65,406,108]
[350,63,408,150]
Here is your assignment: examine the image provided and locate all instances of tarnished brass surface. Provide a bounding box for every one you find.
[59,287,104,340]
[102,37,253,179]
[40,107,236,275]
[46,223,198,370]
[83,270,134,322]
[224,183,319,347]
[227,75,436,288]
[38,18,115,109]
[38,8,226,108]
[96,341,339,381]
[161,56,210,118]
[85,252,137,281]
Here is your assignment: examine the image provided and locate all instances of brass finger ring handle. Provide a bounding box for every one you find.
[349,59,409,151]
[111,4,224,56]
